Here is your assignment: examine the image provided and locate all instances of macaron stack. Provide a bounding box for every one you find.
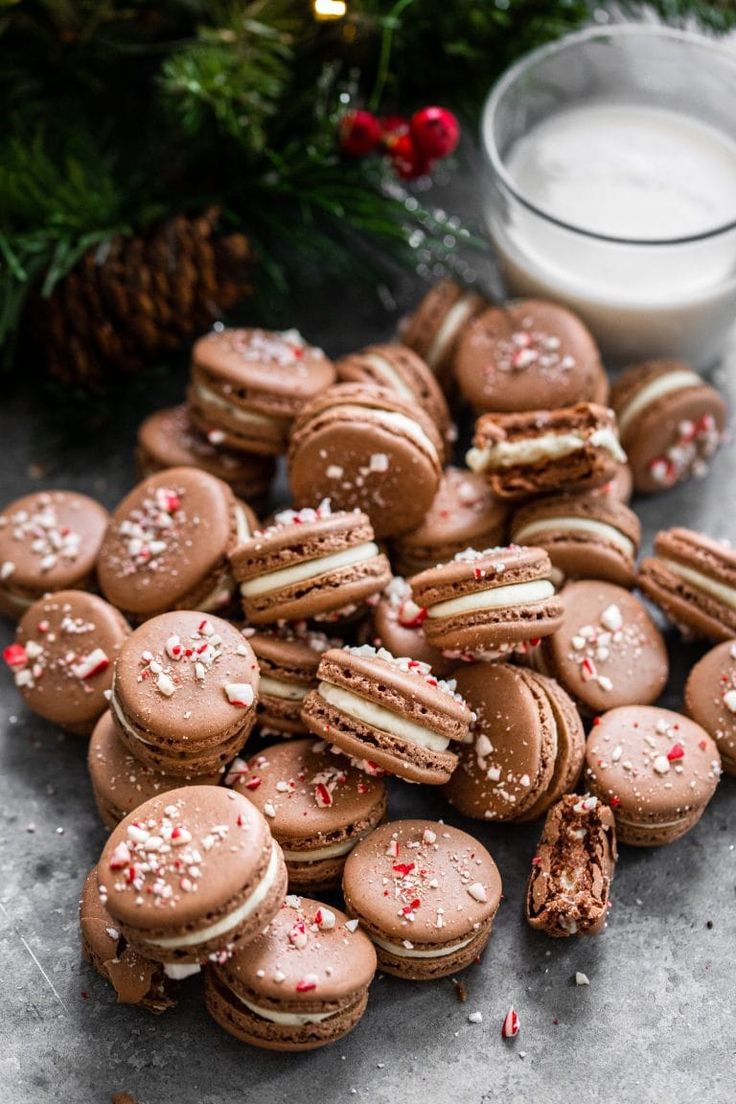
[1,288,732,1054]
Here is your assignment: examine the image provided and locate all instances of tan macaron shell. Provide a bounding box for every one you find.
[80,868,174,1013]
[88,711,220,829]
[410,545,563,654]
[684,640,736,774]
[585,706,721,846]
[249,629,336,735]
[98,785,287,962]
[370,577,456,679]
[455,299,608,414]
[12,591,130,735]
[98,468,243,621]
[230,509,391,625]
[510,493,641,588]
[111,612,259,775]
[638,527,736,641]
[401,278,489,385]
[342,819,502,979]
[205,897,376,1050]
[288,383,444,539]
[301,646,472,785]
[0,490,109,618]
[228,738,387,890]
[542,580,668,714]
[392,466,508,576]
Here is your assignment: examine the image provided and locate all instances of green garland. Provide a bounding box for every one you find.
[1,0,734,362]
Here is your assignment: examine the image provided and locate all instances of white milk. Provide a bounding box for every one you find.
[486,103,736,367]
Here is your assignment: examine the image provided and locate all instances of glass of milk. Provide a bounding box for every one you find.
[481,25,736,368]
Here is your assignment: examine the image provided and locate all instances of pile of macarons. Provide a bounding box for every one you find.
[1,281,734,1052]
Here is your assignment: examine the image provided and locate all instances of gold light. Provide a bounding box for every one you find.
[312,0,347,21]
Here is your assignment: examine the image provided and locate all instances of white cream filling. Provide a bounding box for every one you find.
[466,427,625,472]
[361,353,414,398]
[240,541,380,598]
[164,962,201,980]
[282,831,369,863]
[194,381,278,428]
[235,504,251,544]
[512,516,635,557]
[235,993,337,1025]
[317,681,450,752]
[617,370,701,435]
[616,814,690,830]
[427,578,555,619]
[370,931,475,959]
[327,404,439,465]
[425,293,479,369]
[658,557,736,611]
[146,843,280,950]
[110,686,155,746]
[259,676,308,701]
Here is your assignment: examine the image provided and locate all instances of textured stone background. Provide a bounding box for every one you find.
[1,261,735,1104]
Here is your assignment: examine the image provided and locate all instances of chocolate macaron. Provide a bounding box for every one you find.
[611,359,727,494]
[110,612,260,776]
[336,343,453,459]
[510,493,641,588]
[342,819,502,980]
[0,490,108,619]
[88,711,220,829]
[287,383,444,539]
[455,299,608,413]
[80,867,176,1013]
[525,794,617,938]
[230,502,391,625]
[369,577,455,678]
[592,460,634,504]
[205,896,376,1050]
[535,581,668,715]
[227,738,387,891]
[684,640,736,774]
[136,404,274,508]
[392,466,508,577]
[443,663,585,822]
[4,591,130,736]
[638,527,736,642]
[98,785,288,963]
[248,627,338,737]
[301,645,472,785]
[467,402,626,500]
[98,468,253,622]
[410,545,563,656]
[188,327,336,456]
[584,706,721,846]
[401,278,489,392]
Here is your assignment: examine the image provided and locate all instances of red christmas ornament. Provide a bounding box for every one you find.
[410,106,460,160]
[339,110,383,157]
[379,115,410,144]
[389,132,433,180]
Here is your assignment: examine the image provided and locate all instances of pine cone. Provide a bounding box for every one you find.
[36,209,253,387]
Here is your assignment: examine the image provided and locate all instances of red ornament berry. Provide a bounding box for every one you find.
[410,106,460,160]
[379,115,410,145]
[389,133,433,180]
[339,110,382,157]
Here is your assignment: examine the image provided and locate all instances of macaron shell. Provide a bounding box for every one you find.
[97,468,238,620]
[585,706,721,846]
[512,672,586,823]
[187,386,288,456]
[525,795,617,937]
[0,491,108,614]
[612,361,727,494]
[591,461,633,504]
[456,299,607,413]
[392,466,508,575]
[288,384,443,539]
[510,494,641,588]
[370,583,456,678]
[543,580,668,713]
[342,819,501,979]
[112,612,259,767]
[79,868,174,1013]
[442,663,557,821]
[135,404,275,505]
[14,591,130,734]
[684,640,736,774]
[638,527,736,641]
[401,279,487,383]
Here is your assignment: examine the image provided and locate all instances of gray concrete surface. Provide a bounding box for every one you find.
[1,274,735,1104]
